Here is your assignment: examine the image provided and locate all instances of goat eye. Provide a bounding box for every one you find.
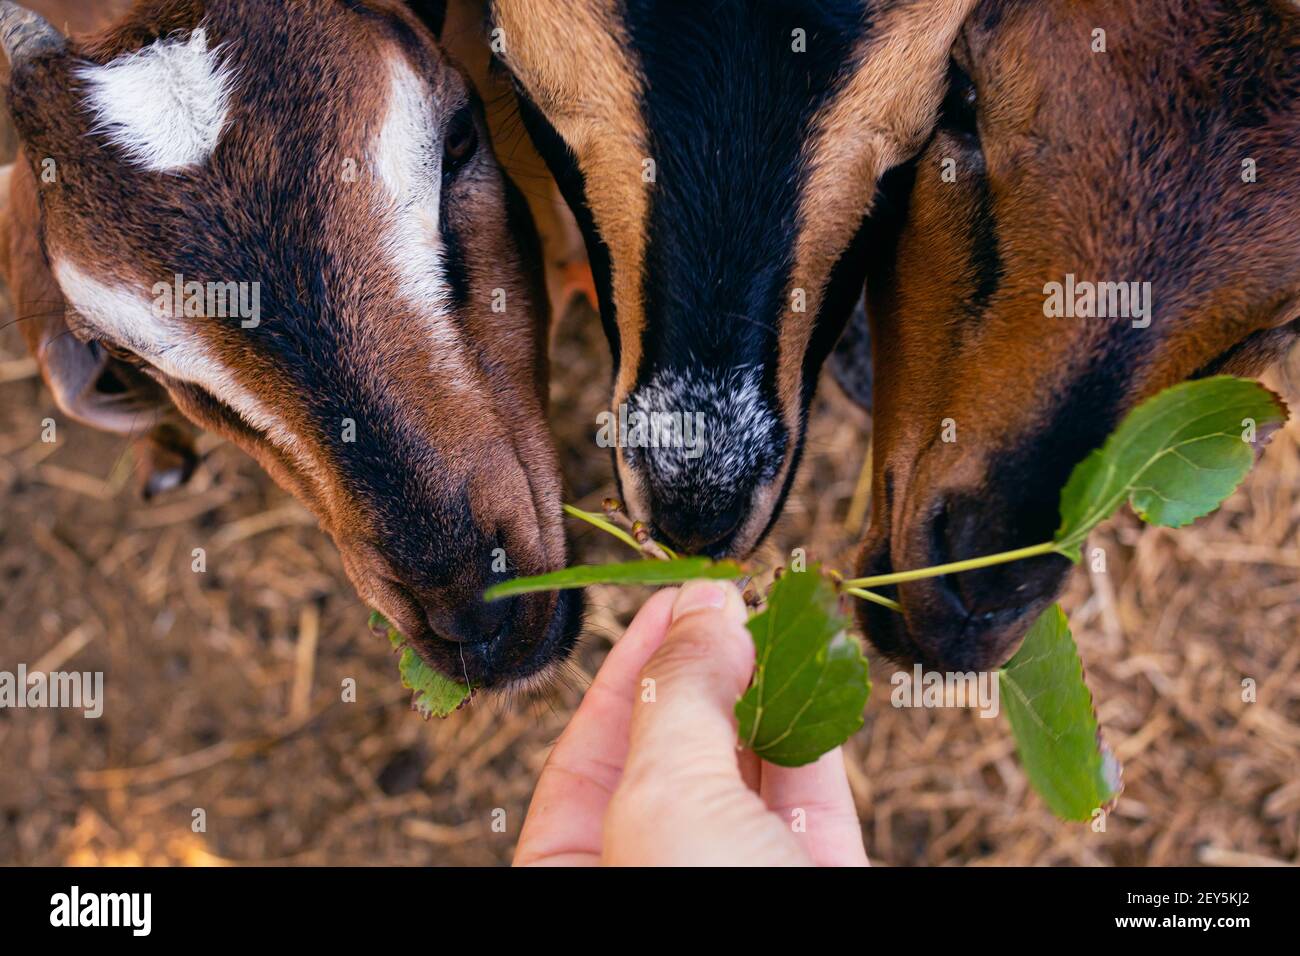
[98,339,143,368]
[443,107,478,175]
[940,59,979,140]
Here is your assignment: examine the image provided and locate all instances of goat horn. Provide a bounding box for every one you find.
[0,1,65,69]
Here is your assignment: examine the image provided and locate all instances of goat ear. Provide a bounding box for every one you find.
[2,157,169,435]
[407,1,448,39]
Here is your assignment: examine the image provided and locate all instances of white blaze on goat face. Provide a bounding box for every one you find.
[51,259,301,463]
[75,26,234,173]
[370,55,468,374]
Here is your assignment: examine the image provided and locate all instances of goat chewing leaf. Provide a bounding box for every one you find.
[735,566,871,767]
[483,557,745,601]
[369,611,471,719]
[1000,605,1122,822]
[1054,376,1287,560]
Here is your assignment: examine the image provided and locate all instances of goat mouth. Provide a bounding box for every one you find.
[852,538,914,665]
[400,588,584,691]
[483,587,584,687]
[854,534,1058,673]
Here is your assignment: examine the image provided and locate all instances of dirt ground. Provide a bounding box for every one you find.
[2,276,1298,866]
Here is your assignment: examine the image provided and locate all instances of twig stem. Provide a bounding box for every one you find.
[842,541,1059,589]
[844,587,902,611]
[563,504,644,556]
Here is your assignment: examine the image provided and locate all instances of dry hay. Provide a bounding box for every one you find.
[1,291,1297,866]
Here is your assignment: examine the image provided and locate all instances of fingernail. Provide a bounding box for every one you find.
[672,581,728,621]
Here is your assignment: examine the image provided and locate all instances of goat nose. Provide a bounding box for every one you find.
[422,593,514,645]
[926,493,1068,618]
[651,500,746,558]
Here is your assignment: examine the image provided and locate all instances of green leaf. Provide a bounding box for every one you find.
[369,611,471,718]
[1054,376,1287,560]
[999,605,1122,822]
[735,567,871,767]
[483,557,745,601]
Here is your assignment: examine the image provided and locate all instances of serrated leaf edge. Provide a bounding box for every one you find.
[1054,379,1287,558]
[1000,608,1123,821]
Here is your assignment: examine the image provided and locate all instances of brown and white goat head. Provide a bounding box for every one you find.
[0,0,581,688]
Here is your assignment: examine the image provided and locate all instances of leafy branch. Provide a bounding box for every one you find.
[378,376,1287,819]
[841,377,1286,589]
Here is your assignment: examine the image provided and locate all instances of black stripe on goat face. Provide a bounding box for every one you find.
[493,0,879,557]
[620,2,883,558]
[855,0,1300,675]
[616,4,851,557]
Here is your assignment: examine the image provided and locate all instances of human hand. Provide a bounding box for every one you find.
[514,580,869,866]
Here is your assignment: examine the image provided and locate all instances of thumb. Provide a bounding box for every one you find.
[621,579,755,788]
[605,581,813,865]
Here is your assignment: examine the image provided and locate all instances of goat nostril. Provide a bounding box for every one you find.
[931,497,978,569]
[925,495,1068,618]
[653,509,745,558]
[426,595,513,646]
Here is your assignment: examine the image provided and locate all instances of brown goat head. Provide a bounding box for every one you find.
[854,0,1300,673]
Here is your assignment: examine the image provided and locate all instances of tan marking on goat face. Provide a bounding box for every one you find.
[490,0,649,397]
[2,0,578,684]
[853,0,1300,674]
[492,0,985,560]
[780,0,978,414]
